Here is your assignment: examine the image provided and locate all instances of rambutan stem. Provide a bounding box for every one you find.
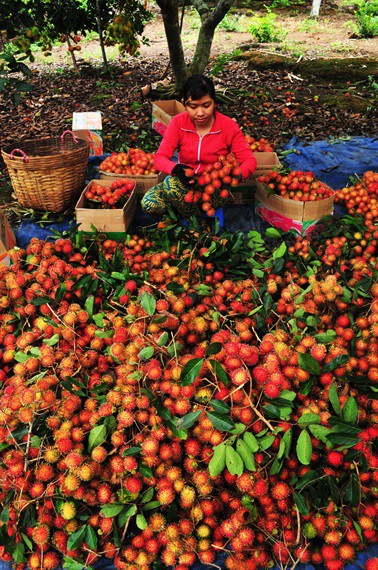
[242,389,275,431]
[24,421,33,471]
[294,504,301,544]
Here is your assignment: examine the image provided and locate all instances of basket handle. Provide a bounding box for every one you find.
[9,148,29,163]
[61,130,79,143]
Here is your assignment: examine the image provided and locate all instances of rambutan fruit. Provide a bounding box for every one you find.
[271,481,290,500]
[77,462,94,481]
[31,524,50,545]
[327,450,344,467]
[35,463,55,482]
[325,530,342,545]
[365,558,378,570]
[91,445,107,463]
[97,484,113,503]
[125,476,142,495]
[252,365,268,385]
[60,501,76,520]
[56,437,73,454]
[230,367,250,386]
[311,343,327,362]
[236,473,254,493]
[141,437,159,456]
[184,438,201,457]
[338,543,355,561]
[324,560,344,570]
[303,522,317,539]
[28,553,41,570]
[42,550,60,569]
[321,544,338,561]
[157,486,175,506]
[263,382,281,399]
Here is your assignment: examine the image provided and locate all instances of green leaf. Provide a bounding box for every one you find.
[139,291,156,316]
[272,241,287,260]
[298,353,320,375]
[180,358,204,386]
[206,411,235,432]
[88,425,106,452]
[67,525,87,550]
[265,227,281,238]
[342,397,358,425]
[226,445,244,476]
[296,430,312,465]
[209,359,229,385]
[279,390,296,401]
[157,332,169,346]
[118,504,137,526]
[258,434,275,450]
[252,268,265,278]
[93,313,105,327]
[210,399,230,414]
[298,413,321,428]
[208,443,227,476]
[12,542,26,564]
[206,342,222,356]
[326,433,359,448]
[344,473,360,506]
[85,525,98,550]
[282,428,293,457]
[295,469,319,490]
[269,455,283,475]
[243,432,259,452]
[85,295,94,318]
[141,501,161,511]
[236,439,256,471]
[100,504,125,517]
[43,334,60,346]
[328,384,341,416]
[122,446,141,456]
[175,410,201,431]
[138,346,154,360]
[314,330,337,344]
[323,354,349,373]
[139,464,153,479]
[136,513,148,530]
[141,488,154,504]
[293,491,309,515]
[14,352,29,363]
[308,424,331,444]
[63,557,88,570]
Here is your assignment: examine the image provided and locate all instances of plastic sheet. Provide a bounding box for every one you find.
[283,136,378,190]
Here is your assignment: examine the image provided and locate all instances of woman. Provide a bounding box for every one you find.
[141,74,257,216]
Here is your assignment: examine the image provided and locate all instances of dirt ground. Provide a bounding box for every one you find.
[139,8,378,62]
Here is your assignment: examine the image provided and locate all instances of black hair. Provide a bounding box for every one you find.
[182,74,216,105]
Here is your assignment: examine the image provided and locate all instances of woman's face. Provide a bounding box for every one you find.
[185,95,215,130]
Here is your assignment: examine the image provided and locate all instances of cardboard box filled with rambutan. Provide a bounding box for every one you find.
[98,149,166,195]
[75,178,136,238]
[254,171,335,236]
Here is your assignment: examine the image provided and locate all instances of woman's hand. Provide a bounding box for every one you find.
[172,164,195,185]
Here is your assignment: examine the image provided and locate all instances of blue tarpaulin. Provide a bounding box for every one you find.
[283,136,378,190]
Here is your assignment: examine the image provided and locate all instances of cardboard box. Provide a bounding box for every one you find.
[254,181,335,236]
[99,171,166,196]
[75,179,136,237]
[73,112,103,156]
[231,152,282,204]
[152,100,185,135]
[253,152,282,177]
[0,211,17,265]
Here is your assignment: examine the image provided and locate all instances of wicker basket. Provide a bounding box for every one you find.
[1,131,90,212]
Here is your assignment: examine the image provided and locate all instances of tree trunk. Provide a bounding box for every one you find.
[95,0,108,69]
[155,0,233,93]
[155,0,189,91]
[310,0,322,18]
[190,0,232,75]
